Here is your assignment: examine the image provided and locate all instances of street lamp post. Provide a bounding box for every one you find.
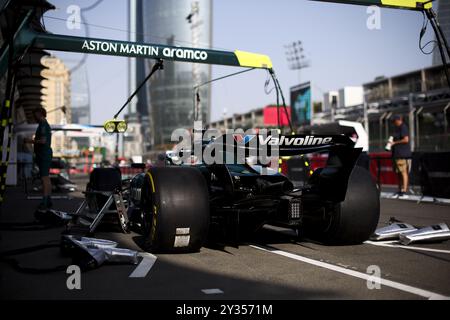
[284,40,310,83]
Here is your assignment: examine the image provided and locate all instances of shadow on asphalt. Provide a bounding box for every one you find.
[3,182,449,299]
[0,186,339,299]
[397,247,450,263]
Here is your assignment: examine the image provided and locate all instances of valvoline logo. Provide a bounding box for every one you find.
[233,134,256,144]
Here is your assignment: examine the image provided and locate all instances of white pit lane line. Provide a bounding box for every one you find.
[129,252,157,278]
[249,244,450,300]
[364,240,450,254]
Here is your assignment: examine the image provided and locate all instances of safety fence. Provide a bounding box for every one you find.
[366,151,450,199]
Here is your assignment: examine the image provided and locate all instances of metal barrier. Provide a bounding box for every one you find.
[368,153,397,186]
[418,152,450,199]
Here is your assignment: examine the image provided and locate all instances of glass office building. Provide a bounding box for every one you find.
[67,62,91,149]
[142,0,212,148]
[70,63,91,125]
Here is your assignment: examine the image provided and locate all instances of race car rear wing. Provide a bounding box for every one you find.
[206,133,362,202]
[207,133,357,156]
[264,134,362,202]
[257,134,356,156]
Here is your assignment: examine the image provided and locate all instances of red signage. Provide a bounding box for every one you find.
[263,105,291,127]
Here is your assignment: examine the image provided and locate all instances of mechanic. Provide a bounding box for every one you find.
[25,107,53,209]
[390,115,412,199]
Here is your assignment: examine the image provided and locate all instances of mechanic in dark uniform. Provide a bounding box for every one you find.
[25,107,53,209]
[390,115,412,199]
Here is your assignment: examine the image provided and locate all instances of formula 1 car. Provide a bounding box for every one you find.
[3,2,378,253]
[127,132,380,253]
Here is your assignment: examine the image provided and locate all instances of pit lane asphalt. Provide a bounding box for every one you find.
[1,176,449,300]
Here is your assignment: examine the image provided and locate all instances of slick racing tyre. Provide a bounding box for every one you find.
[309,166,380,245]
[141,167,210,253]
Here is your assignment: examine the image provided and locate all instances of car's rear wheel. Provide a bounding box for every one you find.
[141,167,210,253]
[306,166,380,245]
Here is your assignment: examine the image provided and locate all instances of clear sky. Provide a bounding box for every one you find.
[44,0,435,124]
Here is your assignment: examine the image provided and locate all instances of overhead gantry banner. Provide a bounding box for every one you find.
[311,0,432,10]
[28,32,272,69]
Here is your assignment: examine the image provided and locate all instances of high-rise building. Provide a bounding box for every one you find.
[124,0,146,160]
[433,0,450,66]
[134,0,151,155]
[70,63,91,125]
[62,61,91,150]
[135,0,148,119]
[40,55,72,157]
[141,0,212,150]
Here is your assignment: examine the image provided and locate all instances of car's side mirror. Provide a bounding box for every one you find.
[104,119,127,133]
